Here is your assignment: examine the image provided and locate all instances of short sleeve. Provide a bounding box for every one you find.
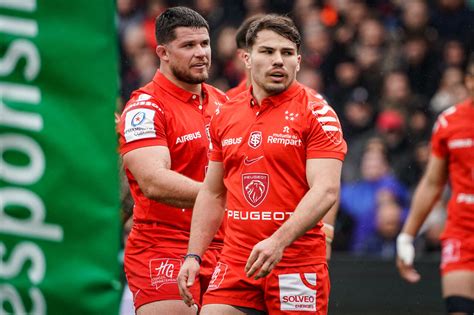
[306,96,347,161]
[209,108,223,162]
[430,117,448,158]
[118,94,167,155]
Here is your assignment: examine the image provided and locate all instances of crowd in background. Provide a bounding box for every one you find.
[117,0,474,258]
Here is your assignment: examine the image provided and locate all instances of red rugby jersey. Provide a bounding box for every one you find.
[209,82,347,266]
[431,98,474,238]
[226,78,248,99]
[118,70,228,248]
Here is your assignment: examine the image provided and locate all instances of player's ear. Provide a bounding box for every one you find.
[244,51,251,69]
[156,45,168,61]
[296,54,301,72]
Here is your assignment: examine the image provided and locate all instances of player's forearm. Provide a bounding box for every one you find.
[140,168,202,208]
[271,185,339,249]
[322,197,338,226]
[402,176,444,236]
[187,188,226,256]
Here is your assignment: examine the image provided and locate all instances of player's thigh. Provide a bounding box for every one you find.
[137,300,197,315]
[442,270,474,298]
[201,304,265,315]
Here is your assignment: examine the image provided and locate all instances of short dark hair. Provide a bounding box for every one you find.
[246,15,301,51]
[235,14,264,49]
[155,6,209,44]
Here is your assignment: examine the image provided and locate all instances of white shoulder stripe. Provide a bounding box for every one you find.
[317,116,337,123]
[322,125,340,132]
[313,105,331,115]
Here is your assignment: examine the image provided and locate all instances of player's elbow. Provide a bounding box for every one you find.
[323,185,339,207]
[140,182,159,200]
[138,176,166,201]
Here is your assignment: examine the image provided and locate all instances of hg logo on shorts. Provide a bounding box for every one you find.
[149,258,181,289]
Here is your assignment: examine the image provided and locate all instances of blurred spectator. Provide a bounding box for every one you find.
[401,35,439,98]
[340,143,409,253]
[226,14,263,97]
[360,200,404,258]
[399,141,430,191]
[376,109,413,182]
[121,23,155,100]
[342,87,375,141]
[301,25,338,85]
[142,0,167,50]
[380,71,412,110]
[432,0,474,46]
[430,66,468,113]
[442,40,467,69]
[327,60,362,112]
[398,0,438,42]
[297,67,324,93]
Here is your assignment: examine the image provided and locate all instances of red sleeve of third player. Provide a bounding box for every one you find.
[118,95,167,155]
[306,96,347,161]
[430,116,449,159]
[209,108,223,162]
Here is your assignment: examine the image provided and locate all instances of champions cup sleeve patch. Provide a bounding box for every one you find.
[309,100,343,145]
[124,108,156,142]
[207,262,228,291]
[149,258,181,289]
[242,173,269,208]
[279,273,317,312]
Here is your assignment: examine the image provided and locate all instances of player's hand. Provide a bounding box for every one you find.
[396,233,421,283]
[177,258,200,307]
[245,237,284,280]
[326,241,332,261]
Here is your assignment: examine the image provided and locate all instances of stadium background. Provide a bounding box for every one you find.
[116,0,474,314]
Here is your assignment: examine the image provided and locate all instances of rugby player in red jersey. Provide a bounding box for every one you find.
[397,57,474,314]
[118,7,227,315]
[178,15,346,314]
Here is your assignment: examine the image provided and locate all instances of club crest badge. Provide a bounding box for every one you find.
[242,173,269,207]
[248,131,262,149]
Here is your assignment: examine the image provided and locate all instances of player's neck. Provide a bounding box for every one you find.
[160,67,202,95]
[251,85,270,105]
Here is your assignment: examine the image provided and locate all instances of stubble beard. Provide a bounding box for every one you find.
[171,64,209,84]
[262,80,289,96]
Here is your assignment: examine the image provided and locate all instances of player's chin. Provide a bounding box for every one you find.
[265,82,287,94]
[190,71,209,82]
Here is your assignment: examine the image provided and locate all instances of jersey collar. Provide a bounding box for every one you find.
[152,70,207,103]
[248,81,303,108]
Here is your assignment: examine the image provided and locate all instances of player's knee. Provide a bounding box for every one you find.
[445,295,474,314]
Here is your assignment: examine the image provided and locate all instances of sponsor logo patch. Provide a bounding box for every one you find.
[243,155,264,166]
[248,131,262,149]
[207,262,228,291]
[242,173,269,207]
[149,258,181,289]
[279,273,317,312]
[176,131,201,144]
[222,137,242,147]
[124,108,156,142]
[441,239,461,267]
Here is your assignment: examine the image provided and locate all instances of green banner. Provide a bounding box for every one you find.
[0,1,121,314]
